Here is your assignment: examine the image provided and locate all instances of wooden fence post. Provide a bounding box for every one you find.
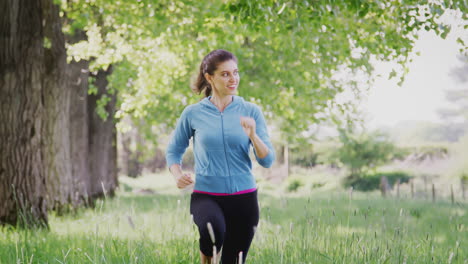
[432,183,436,203]
[451,184,454,205]
[462,177,466,200]
[380,176,390,197]
[411,180,414,199]
[424,176,428,200]
[396,179,400,199]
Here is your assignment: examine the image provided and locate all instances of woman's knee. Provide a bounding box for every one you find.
[198,218,225,253]
[192,205,225,255]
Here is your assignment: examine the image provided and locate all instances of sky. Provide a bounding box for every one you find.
[362,13,466,129]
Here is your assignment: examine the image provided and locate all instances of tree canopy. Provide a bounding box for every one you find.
[61,0,467,143]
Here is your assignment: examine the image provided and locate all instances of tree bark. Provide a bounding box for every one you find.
[66,27,92,206]
[119,130,131,176]
[0,0,48,227]
[118,118,144,178]
[41,0,75,213]
[88,67,118,198]
[68,59,92,205]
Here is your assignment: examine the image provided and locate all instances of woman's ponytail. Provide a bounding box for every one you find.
[192,61,212,97]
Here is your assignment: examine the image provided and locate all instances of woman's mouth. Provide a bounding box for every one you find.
[227,85,237,90]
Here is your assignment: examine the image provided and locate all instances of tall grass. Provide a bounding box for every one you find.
[0,174,466,263]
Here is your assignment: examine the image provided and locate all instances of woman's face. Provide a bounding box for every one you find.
[206,60,240,97]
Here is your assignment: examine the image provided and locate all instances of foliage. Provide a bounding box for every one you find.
[343,171,412,191]
[59,0,468,144]
[289,143,319,167]
[290,138,407,169]
[461,173,468,183]
[310,182,326,189]
[334,127,397,178]
[312,141,342,166]
[286,178,304,192]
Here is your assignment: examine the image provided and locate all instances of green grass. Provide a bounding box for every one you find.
[0,173,466,263]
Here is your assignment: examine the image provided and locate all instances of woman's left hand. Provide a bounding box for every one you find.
[240,116,256,139]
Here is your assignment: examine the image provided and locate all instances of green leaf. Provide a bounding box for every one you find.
[388,69,397,80]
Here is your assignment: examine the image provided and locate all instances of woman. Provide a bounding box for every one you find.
[166,49,275,264]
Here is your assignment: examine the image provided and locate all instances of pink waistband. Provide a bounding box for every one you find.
[193,188,257,196]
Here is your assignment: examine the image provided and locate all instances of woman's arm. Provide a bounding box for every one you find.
[240,114,275,167]
[169,164,194,189]
[240,117,269,159]
[166,106,194,188]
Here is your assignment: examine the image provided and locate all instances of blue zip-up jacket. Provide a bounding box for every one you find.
[166,95,275,194]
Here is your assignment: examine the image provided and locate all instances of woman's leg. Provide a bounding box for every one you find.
[220,191,260,264]
[190,193,226,262]
[200,250,222,264]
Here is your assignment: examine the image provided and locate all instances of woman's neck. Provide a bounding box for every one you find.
[210,94,233,112]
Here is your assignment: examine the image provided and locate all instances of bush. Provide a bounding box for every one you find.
[290,151,319,167]
[286,179,304,192]
[289,141,340,168]
[343,171,412,191]
[461,173,468,184]
[311,182,325,189]
[334,129,397,178]
[289,143,318,167]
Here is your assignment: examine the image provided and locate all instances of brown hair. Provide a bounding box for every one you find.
[192,49,238,97]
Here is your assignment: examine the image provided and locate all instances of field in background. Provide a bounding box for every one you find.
[274,143,467,201]
[0,171,466,263]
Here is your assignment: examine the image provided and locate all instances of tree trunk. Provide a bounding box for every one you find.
[41,0,75,213]
[66,27,92,206]
[68,58,92,205]
[118,118,144,178]
[88,67,118,198]
[128,130,144,178]
[119,129,132,176]
[0,0,48,227]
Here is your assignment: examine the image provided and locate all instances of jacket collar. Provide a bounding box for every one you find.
[200,95,244,111]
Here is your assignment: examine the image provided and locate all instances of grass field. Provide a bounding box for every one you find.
[0,172,466,263]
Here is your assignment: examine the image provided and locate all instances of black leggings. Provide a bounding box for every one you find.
[190,190,259,264]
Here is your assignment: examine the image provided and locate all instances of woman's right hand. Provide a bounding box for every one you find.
[169,164,194,189]
[176,173,194,189]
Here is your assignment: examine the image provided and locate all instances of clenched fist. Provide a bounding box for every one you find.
[176,173,194,189]
[240,116,256,139]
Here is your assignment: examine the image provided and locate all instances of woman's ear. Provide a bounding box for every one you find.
[204,73,212,84]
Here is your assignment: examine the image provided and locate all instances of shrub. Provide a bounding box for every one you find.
[343,171,412,191]
[290,151,319,167]
[289,143,318,167]
[119,182,133,192]
[286,179,304,192]
[334,129,397,179]
[461,173,468,184]
[311,182,325,189]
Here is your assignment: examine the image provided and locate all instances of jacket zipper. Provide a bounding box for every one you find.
[220,112,233,193]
